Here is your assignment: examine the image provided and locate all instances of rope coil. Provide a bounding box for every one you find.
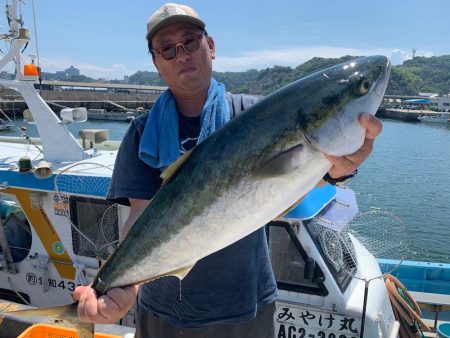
[385,273,431,337]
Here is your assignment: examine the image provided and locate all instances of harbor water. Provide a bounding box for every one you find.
[350,119,450,263]
[2,117,449,263]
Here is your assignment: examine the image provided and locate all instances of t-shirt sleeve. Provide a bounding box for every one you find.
[226,93,263,118]
[107,118,162,206]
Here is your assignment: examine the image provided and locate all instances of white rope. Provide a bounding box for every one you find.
[74,262,88,286]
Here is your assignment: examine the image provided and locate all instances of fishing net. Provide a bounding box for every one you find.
[314,224,356,274]
[311,208,410,337]
[54,162,119,260]
[312,210,409,281]
[346,210,409,278]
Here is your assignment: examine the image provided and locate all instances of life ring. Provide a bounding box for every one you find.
[384,274,431,333]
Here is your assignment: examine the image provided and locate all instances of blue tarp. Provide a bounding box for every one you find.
[403,98,431,104]
[285,184,337,220]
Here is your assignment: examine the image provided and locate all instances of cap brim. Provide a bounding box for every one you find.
[146,15,205,41]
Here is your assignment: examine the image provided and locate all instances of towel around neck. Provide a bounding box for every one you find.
[139,78,230,170]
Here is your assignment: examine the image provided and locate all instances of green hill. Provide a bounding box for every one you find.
[129,55,450,96]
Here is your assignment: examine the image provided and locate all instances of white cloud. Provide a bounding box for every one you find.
[387,48,434,65]
[213,46,435,72]
[37,57,135,80]
[76,63,133,80]
[25,46,435,79]
[388,49,412,65]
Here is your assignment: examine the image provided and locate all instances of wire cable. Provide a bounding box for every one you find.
[31,0,40,66]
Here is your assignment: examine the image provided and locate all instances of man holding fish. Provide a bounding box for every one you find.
[74,3,385,338]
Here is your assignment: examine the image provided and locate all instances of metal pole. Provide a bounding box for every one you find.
[360,281,369,338]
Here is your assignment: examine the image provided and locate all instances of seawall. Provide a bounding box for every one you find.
[0,89,157,116]
[376,108,438,122]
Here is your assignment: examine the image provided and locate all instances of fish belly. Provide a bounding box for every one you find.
[114,148,330,286]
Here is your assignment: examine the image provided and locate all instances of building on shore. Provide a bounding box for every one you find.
[0,80,168,117]
[65,66,80,77]
[384,94,450,112]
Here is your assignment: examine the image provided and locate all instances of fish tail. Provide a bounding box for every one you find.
[0,302,94,338]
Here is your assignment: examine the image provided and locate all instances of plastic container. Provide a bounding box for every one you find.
[438,322,450,338]
[18,323,122,338]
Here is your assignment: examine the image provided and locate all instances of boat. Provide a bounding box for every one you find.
[0,2,449,337]
[417,113,450,123]
[87,108,139,122]
[0,118,13,131]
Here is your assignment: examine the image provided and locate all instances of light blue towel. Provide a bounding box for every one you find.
[139,78,230,169]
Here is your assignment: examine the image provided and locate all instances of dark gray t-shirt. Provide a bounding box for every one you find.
[107,93,278,328]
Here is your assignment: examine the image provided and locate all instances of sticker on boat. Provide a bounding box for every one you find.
[275,302,361,338]
[52,241,65,254]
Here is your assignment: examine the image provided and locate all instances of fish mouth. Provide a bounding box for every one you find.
[374,57,391,97]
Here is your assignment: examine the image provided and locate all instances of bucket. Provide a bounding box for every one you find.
[437,322,450,338]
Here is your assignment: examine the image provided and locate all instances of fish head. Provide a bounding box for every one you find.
[299,55,391,156]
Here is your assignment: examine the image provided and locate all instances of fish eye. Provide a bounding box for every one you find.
[358,78,372,94]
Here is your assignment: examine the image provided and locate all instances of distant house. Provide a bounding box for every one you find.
[65,66,80,77]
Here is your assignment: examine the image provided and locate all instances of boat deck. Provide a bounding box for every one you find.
[411,291,450,332]
[0,300,135,337]
[0,139,43,166]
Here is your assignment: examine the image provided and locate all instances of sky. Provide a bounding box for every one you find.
[3,0,450,80]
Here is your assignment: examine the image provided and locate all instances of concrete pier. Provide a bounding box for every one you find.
[376,108,439,122]
[0,88,157,117]
[0,85,442,123]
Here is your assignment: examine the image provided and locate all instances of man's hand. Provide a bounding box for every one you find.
[325,113,382,179]
[74,284,139,324]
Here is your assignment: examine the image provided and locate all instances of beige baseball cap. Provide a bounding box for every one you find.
[146,3,205,42]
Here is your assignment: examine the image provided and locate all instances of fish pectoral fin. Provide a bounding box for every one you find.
[160,148,195,186]
[170,264,196,280]
[138,265,197,285]
[253,144,304,179]
[142,265,197,283]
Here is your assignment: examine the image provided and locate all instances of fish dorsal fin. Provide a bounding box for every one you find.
[160,148,194,186]
[253,144,304,179]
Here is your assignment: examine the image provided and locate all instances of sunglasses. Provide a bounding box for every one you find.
[152,31,206,61]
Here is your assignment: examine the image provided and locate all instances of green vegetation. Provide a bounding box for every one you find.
[40,72,96,83]
[128,71,166,86]
[129,55,450,96]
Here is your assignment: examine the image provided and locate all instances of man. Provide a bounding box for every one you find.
[74,3,382,338]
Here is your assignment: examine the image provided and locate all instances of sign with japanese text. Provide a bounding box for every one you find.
[275,302,361,338]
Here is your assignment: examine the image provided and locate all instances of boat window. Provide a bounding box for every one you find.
[266,220,328,296]
[306,221,356,291]
[69,196,119,259]
[0,199,32,264]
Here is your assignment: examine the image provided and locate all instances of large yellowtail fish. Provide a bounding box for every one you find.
[2,55,390,337]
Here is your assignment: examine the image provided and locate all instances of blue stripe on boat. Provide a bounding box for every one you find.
[1,170,111,197]
[378,258,450,295]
